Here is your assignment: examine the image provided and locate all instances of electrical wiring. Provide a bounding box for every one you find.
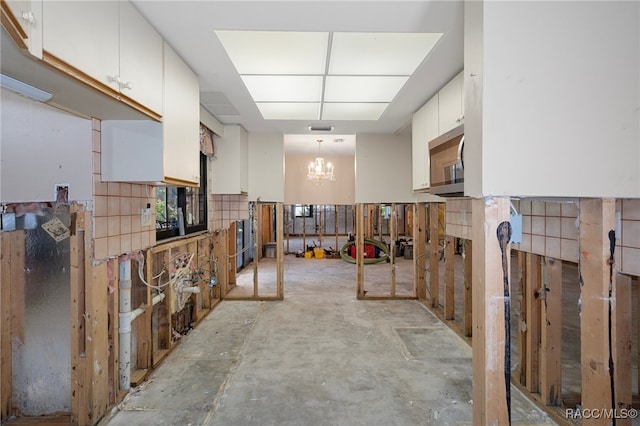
[136,251,195,290]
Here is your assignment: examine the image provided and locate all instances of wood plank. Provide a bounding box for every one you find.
[228,222,237,286]
[613,273,633,425]
[70,224,85,424]
[1,233,14,418]
[517,251,528,386]
[429,203,440,308]
[253,203,260,297]
[463,239,473,337]
[414,203,427,300]
[276,203,284,300]
[579,198,616,425]
[108,258,118,405]
[471,197,511,425]
[390,203,397,297]
[444,235,455,320]
[525,252,541,393]
[540,257,562,406]
[357,204,365,298]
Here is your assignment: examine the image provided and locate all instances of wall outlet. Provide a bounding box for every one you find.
[141,208,152,227]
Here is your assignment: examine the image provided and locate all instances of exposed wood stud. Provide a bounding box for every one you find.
[414,203,427,300]
[540,257,562,406]
[277,203,285,300]
[357,204,365,298]
[525,253,541,393]
[429,203,440,308]
[471,197,511,425]
[517,251,528,386]
[463,239,473,337]
[579,198,616,423]
[444,235,455,320]
[613,273,632,425]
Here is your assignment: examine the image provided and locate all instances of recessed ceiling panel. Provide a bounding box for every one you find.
[329,32,442,75]
[215,30,328,74]
[322,103,388,121]
[324,76,409,102]
[241,75,323,102]
[256,102,320,120]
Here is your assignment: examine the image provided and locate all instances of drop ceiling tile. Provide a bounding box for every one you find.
[324,76,409,102]
[322,103,388,121]
[256,102,320,120]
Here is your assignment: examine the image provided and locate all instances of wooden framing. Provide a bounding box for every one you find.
[525,253,541,393]
[356,203,365,299]
[276,203,285,300]
[540,257,562,406]
[517,251,527,386]
[444,235,455,320]
[390,203,397,297]
[579,198,616,422]
[1,230,25,419]
[613,273,632,424]
[471,197,511,425]
[463,239,473,337]
[429,203,440,308]
[414,203,427,300]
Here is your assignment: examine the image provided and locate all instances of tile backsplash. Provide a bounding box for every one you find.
[92,119,156,260]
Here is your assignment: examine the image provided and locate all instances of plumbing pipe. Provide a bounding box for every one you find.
[178,286,201,294]
[118,259,146,391]
[152,292,165,306]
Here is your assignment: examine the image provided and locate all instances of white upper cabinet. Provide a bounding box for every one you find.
[2,0,43,58]
[101,43,200,186]
[412,93,439,191]
[41,1,163,117]
[118,1,163,115]
[438,71,464,135]
[161,42,200,186]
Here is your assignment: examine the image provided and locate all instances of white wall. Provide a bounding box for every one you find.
[355,133,416,203]
[1,89,92,203]
[248,132,284,202]
[285,155,355,205]
[477,1,639,198]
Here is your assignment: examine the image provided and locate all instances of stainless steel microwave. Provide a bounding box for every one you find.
[429,124,464,196]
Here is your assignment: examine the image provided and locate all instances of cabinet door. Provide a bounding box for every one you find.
[119,1,163,115]
[412,94,439,190]
[2,0,42,58]
[438,71,464,134]
[42,0,119,91]
[162,42,200,186]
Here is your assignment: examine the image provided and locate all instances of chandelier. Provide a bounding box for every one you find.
[307,139,335,184]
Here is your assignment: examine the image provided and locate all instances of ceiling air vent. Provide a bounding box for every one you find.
[308,125,334,132]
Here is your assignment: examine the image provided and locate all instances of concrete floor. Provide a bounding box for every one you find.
[99,255,556,426]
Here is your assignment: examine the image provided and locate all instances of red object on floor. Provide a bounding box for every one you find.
[349,244,376,258]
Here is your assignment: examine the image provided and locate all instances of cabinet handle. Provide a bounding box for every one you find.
[108,75,132,90]
[21,10,34,24]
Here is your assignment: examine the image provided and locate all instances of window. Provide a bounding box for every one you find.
[294,204,313,218]
[156,152,208,240]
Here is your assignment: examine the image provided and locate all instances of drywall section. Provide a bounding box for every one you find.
[1,88,92,203]
[248,133,284,202]
[354,133,415,203]
[285,155,355,205]
[480,1,639,197]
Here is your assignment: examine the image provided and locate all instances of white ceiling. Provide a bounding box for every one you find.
[130,1,465,154]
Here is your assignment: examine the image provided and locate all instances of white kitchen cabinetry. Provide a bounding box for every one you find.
[101,43,200,186]
[2,0,42,58]
[211,125,249,194]
[41,1,163,117]
[438,71,464,134]
[412,93,439,191]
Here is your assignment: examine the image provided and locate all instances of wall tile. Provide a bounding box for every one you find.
[94,217,108,239]
[131,232,142,251]
[622,220,640,249]
[120,234,132,253]
[521,215,532,234]
[107,196,120,216]
[94,175,108,196]
[120,199,132,216]
[561,202,579,218]
[92,152,101,174]
[108,235,121,257]
[545,236,561,259]
[519,199,532,215]
[92,118,101,131]
[531,235,545,256]
[621,247,640,276]
[120,183,132,197]
[546,217,561,238]
[623,199,640,221]
[532,201,546,216]
[121,215,132,234]
[546,202,561,216]
[561,239,579,263]
[532,216,545,235]
[107,182,120,197]
[94,195,108,217]
[107,216,120,235]
[561,217,579,240]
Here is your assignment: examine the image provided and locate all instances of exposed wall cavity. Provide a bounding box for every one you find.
[12,206,70,415]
